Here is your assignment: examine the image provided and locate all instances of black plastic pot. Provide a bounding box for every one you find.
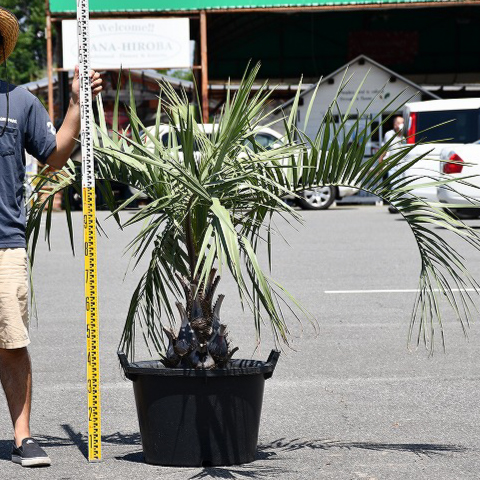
[118,350,280,467]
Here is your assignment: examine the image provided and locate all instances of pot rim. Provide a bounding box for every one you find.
[118,350,280,380]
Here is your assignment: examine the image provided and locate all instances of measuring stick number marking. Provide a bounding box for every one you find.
[77,0,102,462]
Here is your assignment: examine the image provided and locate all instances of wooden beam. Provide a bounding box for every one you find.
[200,10,210,123]
[53,66,202,72]
[45,0,54,121]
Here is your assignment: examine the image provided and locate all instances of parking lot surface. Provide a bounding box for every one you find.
[1,205,480,480]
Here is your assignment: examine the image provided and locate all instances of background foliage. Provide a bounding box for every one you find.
[2,0,47,85]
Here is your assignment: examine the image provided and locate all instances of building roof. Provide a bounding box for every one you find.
[130,70,193,90]
[21,73,64,92]
[21,70,192,94]
[49,0,464,14]
[277,54,440,111]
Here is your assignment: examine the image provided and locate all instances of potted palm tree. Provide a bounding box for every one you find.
[27,65,480,467]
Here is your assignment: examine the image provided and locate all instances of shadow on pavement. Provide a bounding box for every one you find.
[60,426,143,460]
[0,440,12,461]
[61,424,88,459]
[183,433,465,480]
[0,433,74,462]
[0,431,467,479]
[102,431,141,445]
[188,464,282,479]
[115,451,144,463]
[0,426,143,463]
[115,448,281,478]
[259,437,469,457]
[114,436,283,477]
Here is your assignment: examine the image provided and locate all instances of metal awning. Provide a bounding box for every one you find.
[49,0,468,14]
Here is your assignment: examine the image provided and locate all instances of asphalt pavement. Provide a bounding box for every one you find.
[1,205,480,480]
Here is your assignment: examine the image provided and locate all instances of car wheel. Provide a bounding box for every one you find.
[297,186,337,210]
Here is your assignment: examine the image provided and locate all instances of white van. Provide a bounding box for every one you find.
[401,98,480,201]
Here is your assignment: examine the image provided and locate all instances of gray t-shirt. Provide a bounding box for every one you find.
[0,81,57,248]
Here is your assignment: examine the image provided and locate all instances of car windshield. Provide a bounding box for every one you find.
[244,133,279,150]
[160,131,279,151]
[416,109,480,143]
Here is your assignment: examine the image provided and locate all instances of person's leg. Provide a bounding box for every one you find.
[0,347,32,445]
[0,346,50,467]
[0,249,50,466]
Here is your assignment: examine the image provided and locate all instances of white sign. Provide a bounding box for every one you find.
[62,18,190,70]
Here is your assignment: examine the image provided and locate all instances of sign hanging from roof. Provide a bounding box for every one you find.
[62,18,190,69]
[50,0,453,13]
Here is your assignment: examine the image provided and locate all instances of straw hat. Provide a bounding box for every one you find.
[0,7,19,65]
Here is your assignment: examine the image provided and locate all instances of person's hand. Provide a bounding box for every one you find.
[71,65,103,104]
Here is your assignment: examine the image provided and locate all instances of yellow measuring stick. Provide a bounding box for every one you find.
[77,0,102,462]
[83,188,101,461]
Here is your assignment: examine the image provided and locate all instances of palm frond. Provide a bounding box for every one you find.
[286,80,480,353]
[26,63,480,359]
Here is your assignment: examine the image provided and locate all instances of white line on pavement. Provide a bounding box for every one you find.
[325,288,477,294]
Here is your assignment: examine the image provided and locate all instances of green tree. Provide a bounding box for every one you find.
[2,0,47,85]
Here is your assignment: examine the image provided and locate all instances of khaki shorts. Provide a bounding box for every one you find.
[0,248,29,349]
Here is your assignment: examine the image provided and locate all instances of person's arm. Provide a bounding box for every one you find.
[46,66,102,170]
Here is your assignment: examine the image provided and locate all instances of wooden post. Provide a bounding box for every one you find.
[45,0,54,121]
[200,10,209,123]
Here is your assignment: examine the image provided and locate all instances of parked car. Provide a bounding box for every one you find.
[290,185,358,210]
[140,124,357,210]
[437,140,480,218]
[64,146,134,210]
[401,98,480,202]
